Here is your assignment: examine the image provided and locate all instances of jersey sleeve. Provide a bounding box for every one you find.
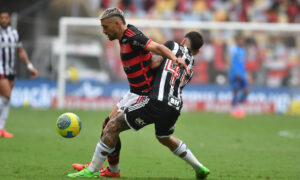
[130,33,152,51]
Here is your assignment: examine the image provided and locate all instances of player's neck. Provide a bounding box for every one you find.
[117,24,127,40]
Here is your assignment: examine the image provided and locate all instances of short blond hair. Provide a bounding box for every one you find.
[99,7,126,24]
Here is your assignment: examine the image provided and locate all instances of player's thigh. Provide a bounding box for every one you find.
[154,106,180,138]
[230,77,240,90]
[108,105,119,119]
[105,111,130,133]
[0,78,13,98]
[105,91,141,125]
[240,78,248,89]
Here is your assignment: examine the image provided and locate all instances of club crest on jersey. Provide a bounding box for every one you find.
[135,118,146,126]
[121,44,127,53]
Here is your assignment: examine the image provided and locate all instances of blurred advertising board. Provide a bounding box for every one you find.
[11,79,300,114]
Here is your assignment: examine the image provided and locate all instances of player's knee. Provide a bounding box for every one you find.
[104,120,120,135]
[156,136,171,146]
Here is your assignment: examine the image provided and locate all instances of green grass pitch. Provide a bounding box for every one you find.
[1,108,300,180]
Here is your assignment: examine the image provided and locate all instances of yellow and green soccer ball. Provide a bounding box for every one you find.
[56,112,82,138]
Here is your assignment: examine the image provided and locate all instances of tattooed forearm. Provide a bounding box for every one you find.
[101,112,130,148]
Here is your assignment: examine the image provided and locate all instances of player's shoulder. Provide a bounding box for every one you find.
[7,26,18,33]
[124,24,142,38]
[0,26,18,34]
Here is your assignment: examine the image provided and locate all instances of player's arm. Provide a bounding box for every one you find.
[18,47,38,78]
[150,55,164,69]
[145,41,185,68]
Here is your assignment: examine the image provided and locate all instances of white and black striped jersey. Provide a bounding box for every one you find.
[149,41,194,111]
[0,25,21,76]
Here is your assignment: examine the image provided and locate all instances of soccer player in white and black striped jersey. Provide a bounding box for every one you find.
[68,31,210,179]
[0,8,38,138]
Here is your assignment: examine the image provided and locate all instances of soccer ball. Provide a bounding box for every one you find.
[56,112,82,138]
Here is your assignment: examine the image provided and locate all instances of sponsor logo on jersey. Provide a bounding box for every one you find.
[132,40,145,48]
[168,95,182,107]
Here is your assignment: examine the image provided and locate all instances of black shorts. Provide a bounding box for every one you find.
[124,98,180,137]
[0,74,15,81]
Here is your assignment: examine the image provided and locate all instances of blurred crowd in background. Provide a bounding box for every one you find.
[2,0,300,87]
[104,27,300,87]
[94,0,300,23]
[96,0,300,87]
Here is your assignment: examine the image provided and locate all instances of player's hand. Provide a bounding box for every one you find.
[174,57,185,68]
[29,68,38,79]
[174,57,190,76]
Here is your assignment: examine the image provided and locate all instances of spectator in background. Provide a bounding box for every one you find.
[0,8,38,138]
[228,34,249,118]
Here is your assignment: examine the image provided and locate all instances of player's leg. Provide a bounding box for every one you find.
[72,105,120,172]
[230,76,239,107]
[100,105,122,175]
[0,78,14,138]
[154,104,209,179]
[72,92,143,174]
[102,92,144,175]
[232,89,239,107]
[238,78,249,104]
[230,76,245,118]
[232,78,248,118]
[68,112,130,178]
[156,136,210,179]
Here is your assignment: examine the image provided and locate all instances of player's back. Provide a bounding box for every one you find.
[149,41,194,111]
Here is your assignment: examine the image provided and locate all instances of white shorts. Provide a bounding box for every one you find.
[116,91,146,112]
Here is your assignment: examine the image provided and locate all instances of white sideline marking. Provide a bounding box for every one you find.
[278,130,300,139]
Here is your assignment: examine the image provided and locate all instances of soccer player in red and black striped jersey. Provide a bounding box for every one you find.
[68,31,210,179]
[71,7,186,177]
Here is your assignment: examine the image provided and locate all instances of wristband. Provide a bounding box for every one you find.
[27,63,34,70]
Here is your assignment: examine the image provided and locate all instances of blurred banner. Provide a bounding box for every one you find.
[11,79,300,115]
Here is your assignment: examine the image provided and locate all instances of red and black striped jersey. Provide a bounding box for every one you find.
[119,24,153,95]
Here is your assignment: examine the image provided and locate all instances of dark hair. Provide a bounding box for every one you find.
[184,31,204,51]
[0,7,11,15]
[99,7,126,25]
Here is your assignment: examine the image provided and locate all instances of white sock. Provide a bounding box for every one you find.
[173,141,203,171]
[0,96,10,130]
[88,141,115,172]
